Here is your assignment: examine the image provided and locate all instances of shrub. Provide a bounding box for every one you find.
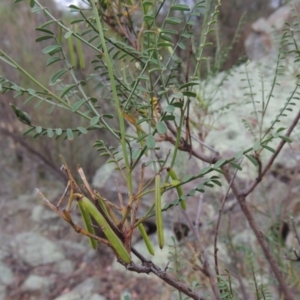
[1,0,300,299]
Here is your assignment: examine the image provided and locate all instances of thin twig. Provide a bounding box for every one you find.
[195,194,204,236]
[245,109,300,196]
[290,216,300,247]
[119,261,207,300]
[222,166,294,300]
[181,128,218,153]
[214,162,240,276]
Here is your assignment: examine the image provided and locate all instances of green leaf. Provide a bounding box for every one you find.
[132,149,142,160]
[67,128,74,140]
[156,121,167,134]
[234,150,243,159]
[55,128,62,136]
[64,31,73,39]
[46,56,62,66]
[144,15,154,22]
[72,100,86,112]
[211,179,222,186]
[229,162,242,170]
[179,81,200,90]
[196,184,205,192]
[182,91,197,97]
[253,141,261,151]
[90,116,100,126]
[42,45,60,54]
[102,114,114,119]
[161,29,178,35]
[172,92,183,99]
[276,127,285,132]
[182,175,193,182]
[71,19,84,24]
[39,20,56,28]
[47,128,54,138]
[245,154,258,166]
[31,6,43,13]
[165,105,175,113]
[136,118,148,125]
[200,166,211,175]
[50,69,68,84]
[69,4,80,10]
[165,17,181,24]
[158,42,173,48]
[146,135,156,149]
[137,134,147,143]
[23,127,35,136]
[177,42,186,50]
[214,158,227,168]
[77,127,88,134]
[60,84,77,98]
[279,135,292,143]
[36,126,42,133]
[171,4,190,11]
[35,36,53,42]
[262,145,275,153]
[27,89,36,95]
[35,27,54,35]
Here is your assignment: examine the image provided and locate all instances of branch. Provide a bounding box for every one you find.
[245,109,300,196]
[214,163,240,276]
[119,261,207,300]
[222,167,294,300]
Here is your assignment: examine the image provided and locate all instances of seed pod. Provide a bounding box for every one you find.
[138,223,155,255]
[155,173,164,249]
[168,168,186,210]
[77,200,98,250]
[80,197,131,264]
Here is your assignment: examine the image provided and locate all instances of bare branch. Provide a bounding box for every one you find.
[214,162,240,276]
[222,166,294,300]
[245,109,300,196]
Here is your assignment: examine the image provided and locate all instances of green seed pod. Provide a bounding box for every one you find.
[168,168,186,210]
[80,197,131,264]
[77,200,98,250]
[155,173,164,249]
[138,223,155,255]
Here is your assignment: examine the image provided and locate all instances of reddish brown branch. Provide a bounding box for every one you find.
[245,109,300,196]
[223,167,294,300]
[120,261,207,300]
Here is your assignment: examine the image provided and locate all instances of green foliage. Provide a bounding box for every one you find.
[245,248,272,300]
[2,0,300,299]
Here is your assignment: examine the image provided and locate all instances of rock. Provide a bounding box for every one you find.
[0,262,14,300]
[120,291,131,300]
[232,229,256,246]
[21,275,50,291]
[11,232,65,267]
[112,228,175,276]
[0,262,14,285]
[0,288,6,300]
[54,277,100,300]
[245,3,300,60]
[0,234,11,260]
[58,240,89,257]
[53,259,75,274]
[90,294,106,300]
[31,205,58,223]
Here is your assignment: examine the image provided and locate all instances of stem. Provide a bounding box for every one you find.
[223,167,294,300]
[91,1,132,195]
